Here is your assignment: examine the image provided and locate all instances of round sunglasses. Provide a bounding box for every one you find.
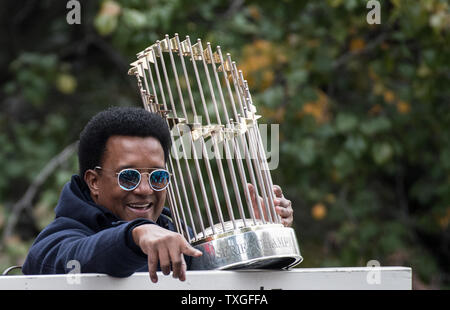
[95,166,171,191]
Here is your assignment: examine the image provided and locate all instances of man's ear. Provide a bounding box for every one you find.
[84,169,101,200]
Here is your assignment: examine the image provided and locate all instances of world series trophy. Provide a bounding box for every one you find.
[128,34,302,270]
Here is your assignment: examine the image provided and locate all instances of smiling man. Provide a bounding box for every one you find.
[22,106,293,283]
[87,135,167,222]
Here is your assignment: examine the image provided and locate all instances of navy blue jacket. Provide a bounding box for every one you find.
[22,175,191,277]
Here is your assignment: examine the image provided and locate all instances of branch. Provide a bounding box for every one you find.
[1,141,78,248]
[336,185,357,225]
[332,33,388,69]
[89,33,138,90]
[222,0,245,19]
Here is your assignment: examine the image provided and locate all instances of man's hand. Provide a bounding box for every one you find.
[248,184,294,227]
[132,224,202,283]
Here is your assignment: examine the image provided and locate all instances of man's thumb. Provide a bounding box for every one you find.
[182,242,203,257]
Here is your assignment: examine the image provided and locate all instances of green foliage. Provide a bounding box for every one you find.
[0,0,449,288]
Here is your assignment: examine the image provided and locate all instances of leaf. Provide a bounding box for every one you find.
[94,14,118,36]
[344,134,367,158]
[372,142,393,165]
[100,0,121,17]
[259,86,283,109]
[360,117,391,136]
[349,38,366,52]
[332,151,354,177]
[122,8,147,29]
[335,113,358,133]
[297,138,316,165]
[56,73,77,94]
[311,203,327,220]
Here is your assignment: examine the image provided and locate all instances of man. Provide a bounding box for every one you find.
[23,106,294,283]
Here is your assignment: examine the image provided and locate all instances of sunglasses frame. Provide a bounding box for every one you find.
[95,166,171,192]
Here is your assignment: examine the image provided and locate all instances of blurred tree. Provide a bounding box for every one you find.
[0,0,449,288]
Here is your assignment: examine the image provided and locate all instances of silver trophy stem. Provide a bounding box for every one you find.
[139,59,189,234]
[204,42,249,227]
[238,70,280,223]
[227,57,272,223]
[171,34,214,238]
[232,64,276,223]
[146,52,197,239]
[165,35,233,237]
[154,43,214,237]
[196,38,239,230]
[183,36,227,234]
[217,53,266,225]
[215,47,257,225]
[163,36,205,238]
[134,69,186,236]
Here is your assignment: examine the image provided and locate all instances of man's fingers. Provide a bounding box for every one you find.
[248,183,257,202]
[148,252,159,283]
[138,225,201,283]
[248,183,268,220]
[181,240,203,257]
[274,197,292,209]
[273,185,283,198]
[179,255,187,282]
[276,205,293,218]
[280,218,290,226]
[275,197,293,227]
[158,248,171,276]
[168,240,199,281]
[169,251,183,280]
[248,184,259,218]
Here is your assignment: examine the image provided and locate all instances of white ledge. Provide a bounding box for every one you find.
[0,267,412,290]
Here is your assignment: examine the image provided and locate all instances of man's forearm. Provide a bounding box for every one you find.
[23,219,153,277]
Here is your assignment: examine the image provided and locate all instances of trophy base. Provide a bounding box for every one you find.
[189,222,303,270]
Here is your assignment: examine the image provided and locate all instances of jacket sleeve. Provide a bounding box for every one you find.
[22,218,153,277]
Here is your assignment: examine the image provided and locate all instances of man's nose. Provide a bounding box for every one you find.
[134,173,154,195]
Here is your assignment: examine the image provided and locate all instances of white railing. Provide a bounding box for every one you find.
[0,267,411,290]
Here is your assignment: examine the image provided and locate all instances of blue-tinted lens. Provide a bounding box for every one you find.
[118,169,141,190]
[149,170,170,191]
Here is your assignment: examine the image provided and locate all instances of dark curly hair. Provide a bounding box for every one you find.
[78,106,172,178]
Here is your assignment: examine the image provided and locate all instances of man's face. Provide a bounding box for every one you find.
[87,135,167,222]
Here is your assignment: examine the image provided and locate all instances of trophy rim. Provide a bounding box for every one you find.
[218,254,304,270]
[190,223,303,270]
[191,222,284,246]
